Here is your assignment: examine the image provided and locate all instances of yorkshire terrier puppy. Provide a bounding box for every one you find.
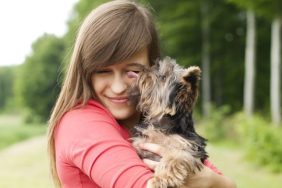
[129,57,208,188]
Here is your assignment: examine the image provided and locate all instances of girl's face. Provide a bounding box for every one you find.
[91,48,149,127]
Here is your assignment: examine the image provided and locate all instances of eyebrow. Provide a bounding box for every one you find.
[127,63,146,69]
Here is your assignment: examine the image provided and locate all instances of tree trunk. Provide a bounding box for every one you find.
[243,10,256,118]
[201,1,211,117]
[270,17,281,125]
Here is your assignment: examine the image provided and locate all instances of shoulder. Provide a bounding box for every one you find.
[58,99,123,132]
[54,99,130,157]
[61,100,115,125]
[54,99,128,145]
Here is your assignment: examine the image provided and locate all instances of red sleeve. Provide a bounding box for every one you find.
[56,108,152,188]
[204,159,223,175]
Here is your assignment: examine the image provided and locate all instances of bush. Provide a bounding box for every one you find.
[199,105,233,142]
[231,113,282,172]
[200,107,282,172]
[14,34,65,123]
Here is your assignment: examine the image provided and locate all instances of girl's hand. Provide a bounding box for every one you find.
[183,166,236,188]
[182,166,214,188]
[138,143,163,170]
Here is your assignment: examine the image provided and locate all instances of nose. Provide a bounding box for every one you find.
[111,74,128,94]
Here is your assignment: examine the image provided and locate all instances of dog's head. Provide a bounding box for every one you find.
[130,57,201,121]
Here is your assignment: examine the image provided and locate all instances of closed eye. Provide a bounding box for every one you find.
[126,69,142,75]
[131,70,140,74]
[127,63,146,74]
[94,70,111,74]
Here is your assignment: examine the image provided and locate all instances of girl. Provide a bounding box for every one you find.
[47,0,236,187]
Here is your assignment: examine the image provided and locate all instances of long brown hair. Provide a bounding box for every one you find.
[47,0,160,187]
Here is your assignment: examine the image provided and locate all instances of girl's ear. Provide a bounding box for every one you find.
[183,66,201,91]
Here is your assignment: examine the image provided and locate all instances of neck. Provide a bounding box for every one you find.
[118,112,141,131]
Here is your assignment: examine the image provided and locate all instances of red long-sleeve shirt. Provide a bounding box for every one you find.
[54,100,221,188]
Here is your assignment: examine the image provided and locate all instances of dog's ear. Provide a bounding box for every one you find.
[182,66,201,91]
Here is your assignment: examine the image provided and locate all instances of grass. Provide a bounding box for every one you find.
[0,136,53,188]
[207,143,282,188]
[0,113,51,188]
[0,114,47,149]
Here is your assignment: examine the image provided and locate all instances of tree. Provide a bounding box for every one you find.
[227,0,282,124]
[252,0,281,125]
[63,0,108,65]
[200,0,211,117]
[149,0,246,112]
[244,10,256,118]
[15,34,65,122]
[227,1,257,117]
[270,17,281,125]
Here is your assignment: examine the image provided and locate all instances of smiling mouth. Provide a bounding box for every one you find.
[108,97,129,104]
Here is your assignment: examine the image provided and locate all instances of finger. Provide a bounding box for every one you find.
[143,158,159,171]
[139,143,164,156]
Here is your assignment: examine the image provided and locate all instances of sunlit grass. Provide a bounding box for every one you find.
[0,114,47,149]
[0,136,53,188]
[207,143,282,188]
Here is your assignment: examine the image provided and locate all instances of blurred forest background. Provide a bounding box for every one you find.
[0,0,282,187]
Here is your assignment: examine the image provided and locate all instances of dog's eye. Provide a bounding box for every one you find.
[159,75,166,81]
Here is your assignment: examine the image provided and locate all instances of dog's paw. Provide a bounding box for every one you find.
[153,152,203,188]
[151,162,187,188]
[148,176,171,188]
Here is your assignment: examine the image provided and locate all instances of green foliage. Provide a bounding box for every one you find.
[254,18,271,112]
[230,113,282,172]
[0,124,46,150]
[200,105,233,142]
[146,0,202,66]
[227,0,282,20]
[0,114,46,150]
[0,66,16,112]
[15,34,65,123]
[63,0,108,66]
[0,0,277,122]
[146,0,246,111]
[201,107,282,172]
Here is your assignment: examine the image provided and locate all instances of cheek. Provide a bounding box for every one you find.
[91,76,104,95]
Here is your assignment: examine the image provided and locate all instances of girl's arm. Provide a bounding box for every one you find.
[55,109,153,188]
